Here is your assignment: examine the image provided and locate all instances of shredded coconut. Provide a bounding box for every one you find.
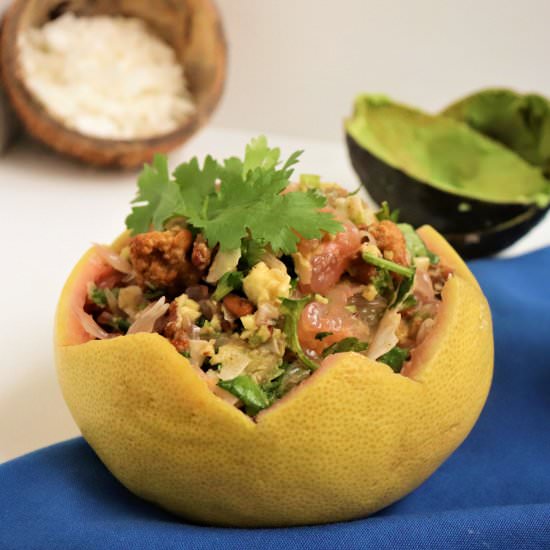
[18,13,195,139]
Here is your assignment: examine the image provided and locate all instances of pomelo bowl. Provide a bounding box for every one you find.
[55,227,493,527]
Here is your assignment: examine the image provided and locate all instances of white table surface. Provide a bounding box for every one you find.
[1,126,549,463]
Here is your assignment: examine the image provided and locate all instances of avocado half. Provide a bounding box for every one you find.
[443,88,550,177]
[346,94,550,258]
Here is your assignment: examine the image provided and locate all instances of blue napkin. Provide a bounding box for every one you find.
[1,248,550,550]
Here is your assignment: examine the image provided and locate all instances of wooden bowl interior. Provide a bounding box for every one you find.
[1,0,226,166]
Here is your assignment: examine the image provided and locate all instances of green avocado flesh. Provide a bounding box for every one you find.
[443,88,550,176]
[346,95,550,207]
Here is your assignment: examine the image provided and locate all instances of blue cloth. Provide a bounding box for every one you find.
[1,249,550,550]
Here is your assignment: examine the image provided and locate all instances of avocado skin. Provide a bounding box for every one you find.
[346,132,548,258]
[444,207,548,259]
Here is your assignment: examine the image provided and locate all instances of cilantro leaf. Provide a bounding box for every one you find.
[243,135,281,175]
[202,173,342,253]
[173,155,220,225]
[378,346,410,372]
[299,174,321,187]
[280,297,319,371]
[321,337,369,358]
[218,374,270,415]
[212,271,244,301]
[125,136,343,255]
[398,223,439,264]
[126,155,181,234]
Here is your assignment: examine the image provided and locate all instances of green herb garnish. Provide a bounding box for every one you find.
[321,337,369,358]
[126,136,343,255]
[280,297,319,371]
[376,201,400,222]
[212,271,244,302]
[263,364,310,401]
[400,294,418,310]
[89,286,107,307]
[372,269,393,297]
[143,283,165,301]
[389,273,416,309]
[218,374,271,415]
[362,252,415,278]
[315,331,334,341]
[378,346,410,372]
[299,174,321,187]
[398,223,439,264]
[260,363,291,401]
[240,239,266,270]
[107,316,130,333]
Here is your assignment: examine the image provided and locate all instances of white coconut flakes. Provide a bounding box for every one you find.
[18,13,195,140]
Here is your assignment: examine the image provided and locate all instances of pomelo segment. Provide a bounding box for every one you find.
[55,226,493,527]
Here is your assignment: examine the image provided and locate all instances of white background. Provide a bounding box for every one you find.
[213,0,550,139]
[1,0,550,462]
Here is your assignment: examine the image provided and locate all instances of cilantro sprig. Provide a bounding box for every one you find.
[361,252,416,278]
[126,136,343,254]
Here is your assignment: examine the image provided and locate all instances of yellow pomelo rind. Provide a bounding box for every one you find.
[55,226,493,527]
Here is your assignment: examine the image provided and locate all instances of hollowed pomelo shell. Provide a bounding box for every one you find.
[55,227,493,527]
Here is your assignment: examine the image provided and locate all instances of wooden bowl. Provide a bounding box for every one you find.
[0,0,227,168]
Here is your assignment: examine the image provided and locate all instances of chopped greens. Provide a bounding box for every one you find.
[280,297,319,371]
[218,374,270,415]
[315,331,334,341]
[361,252,415,278]
[143,283,165,300]
[376,201,399,222]
[267,364,310,399]
[372,269,393,296]
[212,271,244,301]
[126,136,343,254]
[89,286,107,307]
[378,346,410,372]
[400,294,418,310]
[240,239,266,270]
[106,316,130,333]
[398,223,439,264]
[371,265,416,310]
[260,363,291,402]
[321,337,369,358]
[390,274,416,309]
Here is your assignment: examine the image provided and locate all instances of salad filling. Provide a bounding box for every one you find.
[80,137,452,416]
